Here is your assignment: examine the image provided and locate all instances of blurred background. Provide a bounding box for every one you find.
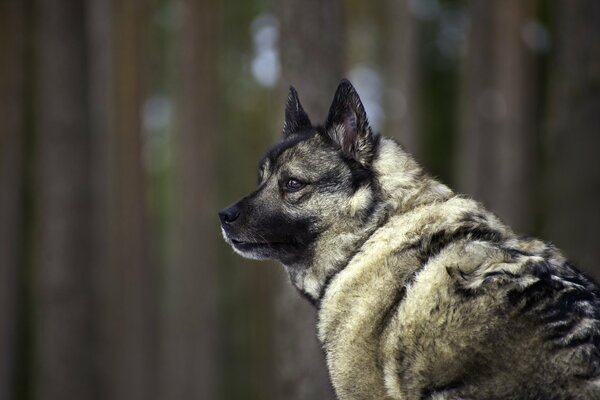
[0,0,599,399]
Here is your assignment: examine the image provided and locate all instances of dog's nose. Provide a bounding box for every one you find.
[219,206,240,224]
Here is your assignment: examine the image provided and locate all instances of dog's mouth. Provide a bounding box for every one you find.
[230,238,290,249]
[221,225,305,262]
[221,224,315,263]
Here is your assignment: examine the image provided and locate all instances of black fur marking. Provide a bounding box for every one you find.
[483,270,514,279]
[459,211,488,225]
[481,270,518,285]
[401,222,505,299]
[560,329,600,349]
[421,380,464,400]
[376,286,407,338]
[358,185,382,225]
[502,246,532,258]
[509,279,555,314]
[560,273,599,291]
[539,306,574,324]
[315,245,366,306]
[316,275,335,308]
[365,149,389,227]
[343,156,374,190]
[407,226,504,266]
[295,285,319,307]
[375,259,432,374]
[506,262,564,314]
[562,262,600,296]
[504,259,600,352]
[545,320,578,341]
[556,288,596,307]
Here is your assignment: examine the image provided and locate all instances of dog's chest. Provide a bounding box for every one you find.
[317,252,412,399]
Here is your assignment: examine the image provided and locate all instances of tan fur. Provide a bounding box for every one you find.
[315,139,600,399]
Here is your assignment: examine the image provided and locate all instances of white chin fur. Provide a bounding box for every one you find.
[221,227,268,261]
[221,226,231,243]
[231,246,266,260]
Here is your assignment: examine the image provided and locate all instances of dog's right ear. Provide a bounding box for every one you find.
[324,79,375,166]
[282,86,312,138]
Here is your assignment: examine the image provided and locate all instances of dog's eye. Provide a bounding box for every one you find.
[284,178,305,192]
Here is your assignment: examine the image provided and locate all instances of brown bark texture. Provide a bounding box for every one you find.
[545,0,600,279]
[280,0,344,122]
[160,0,219,398]
[86,0,113,398]
[458,0,537,233]
[0,1,25,398]
[383,0,424,157]
[35,1,94,399]
[107,0,157,399]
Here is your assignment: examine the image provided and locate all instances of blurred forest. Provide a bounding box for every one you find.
[0,0,599,399]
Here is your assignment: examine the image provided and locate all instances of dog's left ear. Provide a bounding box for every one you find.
[283,86,312,138]
[324,79,375,166]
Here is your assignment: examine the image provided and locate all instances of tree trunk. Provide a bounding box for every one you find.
[0,1,25,398]
[457,0,495,203]
[160,0,219,398]
[280,0,344,121]
[34,1,94,399]
[383,0,424,157]
[545,0,600,279]
[107,0,157,399]
[86,0,113,398]
[489,0,536,233]
[276,0,343,399]
[458,0,536,233]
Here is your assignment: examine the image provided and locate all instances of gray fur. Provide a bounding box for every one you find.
[220,81,600,399]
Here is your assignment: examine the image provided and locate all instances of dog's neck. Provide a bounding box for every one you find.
[373,139,454,214]
[285,138,454,305]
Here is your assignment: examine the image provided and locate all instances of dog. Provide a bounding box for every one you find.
[219,80,600,399]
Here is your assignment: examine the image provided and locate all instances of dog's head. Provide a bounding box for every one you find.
[219,80,380,270]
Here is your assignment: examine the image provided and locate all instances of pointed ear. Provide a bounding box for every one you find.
[324,79,375,165]
[283,86,312,138]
